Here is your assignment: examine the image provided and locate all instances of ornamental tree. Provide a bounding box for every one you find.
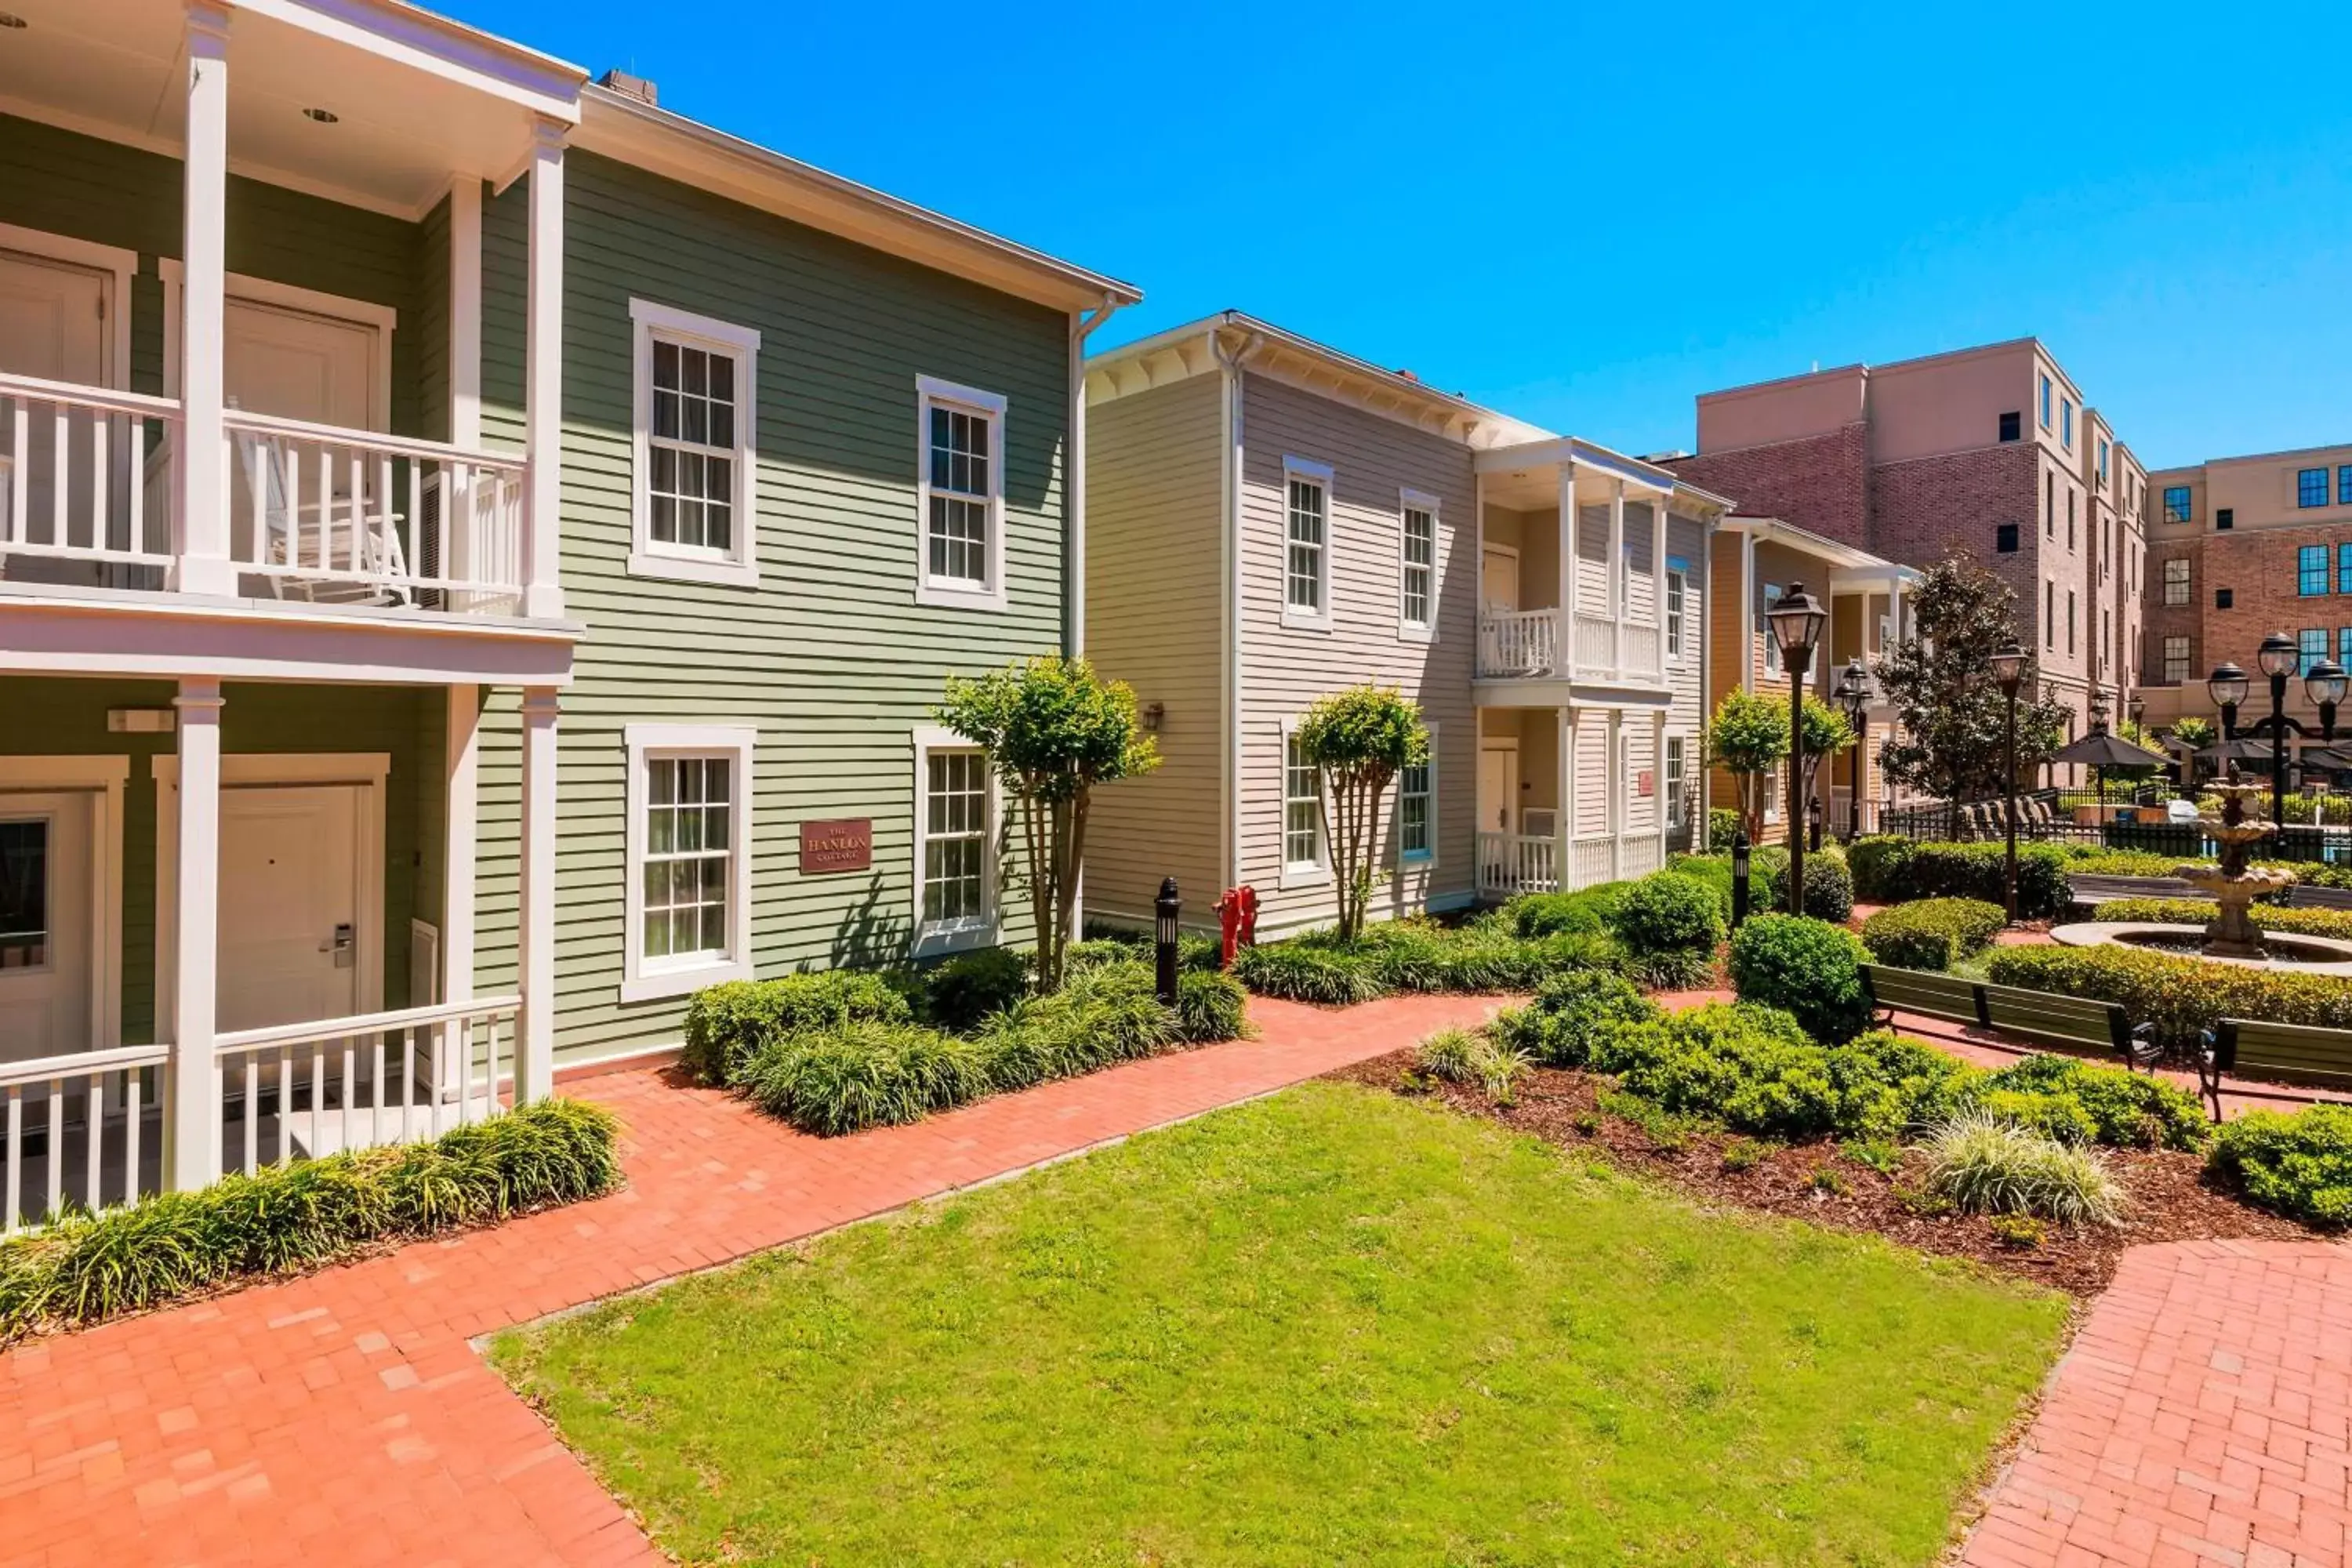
[2165,716,2216,793]
[1706,689,1788,841]
[1874,553,2068,835]
[1296,685,1429,941]
[935,656,1159,991]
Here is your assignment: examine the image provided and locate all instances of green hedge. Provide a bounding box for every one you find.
[0,1098,621,1338]
[918,948,1031,1034]
[1986,942,2352,1052]
[1727,916,1872,1044]
[1860,898,2009,971]
[1504,882,1633,938]
[739,960,1245,1136]
[2208,1104,2352,1225]
[2092,899,2352,943]
[1232,919,1621,1004]
[681,971,913,1086]
[1848,837,2198,917]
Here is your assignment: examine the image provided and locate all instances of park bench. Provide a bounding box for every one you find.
[2067,873,2209,908]
[2200,1018,2352,1120]
[1860,962,2157,1070]
[2282,884,2352,913]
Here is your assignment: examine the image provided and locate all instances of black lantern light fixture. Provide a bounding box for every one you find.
[1730,829,1751,929]
[1765,582,1828,915]
[1831,656,1875,841]
[1987,641,2027,924]
[1153,877,1181,1005]
[2226,637,2347,833]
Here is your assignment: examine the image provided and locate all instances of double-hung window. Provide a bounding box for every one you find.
[2039,373,2053,430]
[2340,628,2352,670]
[2341,466,2352,506]
[2162,485,2191,523]
[1282,723,1327,883]
[1665,566,1687,659]
[2338,542,2352,595]
[1398,728,1434,866]
[2299,467,2329,509]
[1664,735,1686,829]
[913,728,996,950]
[2162,636,2190,684]
[2302,628,2328,675]
[2060,397,2074,450]
[916,377,1009,610]
[2045,581,2056,648]
[1761,583,1783,676]
[2097,437,2110,485]
[2302,545,2330,597]
[2162,558,2189,606]
[630,301,759,585]
[1398,489,1438,640]
[622,724,756,1002]
[1283,458,1334,629]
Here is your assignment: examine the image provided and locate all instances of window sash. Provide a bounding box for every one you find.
[2162,637,2190,684]
[1400,506,1434,627]
[1287,478,1326,613]
[925,402,996,587]
[0,818,50,971]
[1664,737,1686,828]
[2163,558,2189,606]
[1283,735,1323,869]
[1762,584,1783,675]
[2299,468,2329,509]
[2163,486,2191,523]
[1665,572,1686,656]
[641,755,734,964]
[920,748,989,927]
[645,334,742,556]
[2302,546,2330,597]
[1398,753,1432,862]
[2300,629,2327,676]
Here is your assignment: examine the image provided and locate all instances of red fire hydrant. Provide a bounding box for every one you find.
[1216,885,1259,970]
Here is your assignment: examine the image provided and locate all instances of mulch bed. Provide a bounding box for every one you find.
[1322,1049,2318,1296]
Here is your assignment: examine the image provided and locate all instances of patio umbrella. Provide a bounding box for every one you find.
[2050,728,2169,807]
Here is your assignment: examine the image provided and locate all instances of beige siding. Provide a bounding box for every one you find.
[1664,511,1708,846]
[1083,372,1227,927]
[1235,372,1477,936]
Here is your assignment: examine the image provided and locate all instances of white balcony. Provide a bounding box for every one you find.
[1475,605,1664,685]
[0,375,531,615]
[1477,608,1559,677]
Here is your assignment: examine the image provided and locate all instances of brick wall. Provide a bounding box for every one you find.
[1668,423,1869,549]
[2140,521,2352,724]
[2143,536,2204,687]
[1868,441,2044,633]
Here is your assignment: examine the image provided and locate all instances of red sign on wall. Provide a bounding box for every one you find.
[1637,770,1655,797]
[800,818,873,874]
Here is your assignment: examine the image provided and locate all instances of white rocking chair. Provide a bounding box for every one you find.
[232,416,411,607]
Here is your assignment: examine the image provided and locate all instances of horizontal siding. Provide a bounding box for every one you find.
[1083,371,1225,927]
[471,152,1070,1063]
[1234,372,1477,935]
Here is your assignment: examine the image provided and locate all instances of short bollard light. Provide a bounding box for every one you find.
[1155,877,1181,1005]
[1807,794,1825,854]
[1730,830,1751,929]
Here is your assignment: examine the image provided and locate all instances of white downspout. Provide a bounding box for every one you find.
[1065,294,1123,659]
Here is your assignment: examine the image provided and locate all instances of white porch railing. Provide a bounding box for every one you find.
[1622,621,1661,678]
[1476,833,1559,897]
[1571,837,1616,887]
[1621,834,1662,877]
[1476,608,1559,677]
[223,409,527,614]
[1572,611,1617,674]
[2,1043,171,1235]
[0,372,180,579]
[1568,611,1665,685]
[213,995,521,1174]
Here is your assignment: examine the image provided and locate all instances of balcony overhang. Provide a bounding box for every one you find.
[1472,678,1674,710]
[0,0,586,220]
[0,585,581,687]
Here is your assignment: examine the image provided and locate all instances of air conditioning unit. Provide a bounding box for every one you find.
[1521,808,1559,840]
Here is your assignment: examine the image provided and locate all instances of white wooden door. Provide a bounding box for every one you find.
[0,793,93,1062]
[223,299,376,431]
[1477,746,1518,837]
[0,251,109,556]
[1481,547,1520,613]
[217,785,361,1033]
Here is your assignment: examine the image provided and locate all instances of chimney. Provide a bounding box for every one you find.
[1393,368,1418,383]
[599,69,658,106]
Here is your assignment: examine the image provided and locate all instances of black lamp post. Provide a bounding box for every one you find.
[1988,641,2028,924]
[1832,657,1875,840]
[1154,877,1181,1005]
[2088,691,2111,811]
[1766,583,1828,915]
[2227,637,2346,841]
[2208,660,2249,784]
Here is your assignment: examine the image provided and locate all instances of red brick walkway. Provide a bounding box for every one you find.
[0,993,1501,1568]
[1962,1240,2352,1568]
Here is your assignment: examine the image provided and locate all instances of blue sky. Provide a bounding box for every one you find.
[452,1,2352,469]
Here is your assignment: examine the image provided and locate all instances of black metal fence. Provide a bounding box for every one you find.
[1873,796,2352,866]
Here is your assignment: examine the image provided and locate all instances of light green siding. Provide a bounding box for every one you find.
[473,153,1073,1062]
[0,678,439,1043]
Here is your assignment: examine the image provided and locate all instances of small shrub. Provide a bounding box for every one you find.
[1231,939,1388,1005]
[1721,1138,1769,1172]
[1919,1112,2125,1225]
[1799,855,1854,923]
[681,971,913,1086]
[2207,1104,2352,1225]
[746,1022,988,1136]
[1860,898,2008,971]
[1611,871,1727,957]
[1973,1053,2210,1152]
[1596,1088,1706,1151]
[1415,1028,1530,1103]
[1492,969,1662,1068]
[1846,836,1914,903]
[1810,1166,1848,1196]
[1708,807,1744,849]
[1727,915,1871,1044]
[1990,1214,2048,1249]
[1175,969,1249,1043]
[1842,1138,1900,1174]
[1849,840,2074,918]
[920,947,1031,1034]
[1508,882,1634,939]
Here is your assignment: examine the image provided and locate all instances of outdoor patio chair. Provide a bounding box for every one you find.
[232,417,412,608]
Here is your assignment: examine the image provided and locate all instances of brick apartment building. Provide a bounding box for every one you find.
[2139,442,2352,758]
[1664,340,2146,764]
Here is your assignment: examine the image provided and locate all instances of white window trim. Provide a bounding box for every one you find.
[628,299,761,587]
[1396,486,1440,644]
[1665,568,1688,661]
[1762,583,1784,677]
[621,722,757,1004]
[1279,715,1331,888]
[1664,732,1689,829]
[914,375,1010,612]
[911,724,1000,955]
[1397,722,1437,870]
[1280,456,1335,633]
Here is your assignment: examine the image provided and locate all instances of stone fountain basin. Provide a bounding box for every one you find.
[2049,921,2352,976]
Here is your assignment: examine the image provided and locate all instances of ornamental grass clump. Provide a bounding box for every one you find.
[1230,938,1388,1005]
[1920,1112,2125,1226]
[745,1022,989,1136]
[1414,1027,1532,1104]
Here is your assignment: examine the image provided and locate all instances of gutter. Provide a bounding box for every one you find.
[1065,294,1125,658]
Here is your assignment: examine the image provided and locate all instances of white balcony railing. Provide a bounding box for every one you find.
[1476,833,1559,898]
[0,372,180,580]
[1572,611,1617,674]
[223,409,527,614]
[214,994,520,1174]
[0,375,531,617]
[1567,611,1667,685]
[1476,608,1559,677]
[1622,621,1661,678]
[2,1042,172,1235]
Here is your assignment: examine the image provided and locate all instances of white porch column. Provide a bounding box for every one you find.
[442,686,479,1005]
[1555,706,1573,890]
[522,120,566,619]
[448,179,483,448]
[1608,710,1624,880]
[1651,492,1670,648]
[174,3,235,597]
[1556,463,1577,671]
[1739,530,1758,694]
[1653,710,1668,866]
[517,687,560,1102]
[1606,482,1627,673]
[166,678,223,1190]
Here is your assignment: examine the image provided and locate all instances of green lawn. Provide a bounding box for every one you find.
[492,1084,2067,1566]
